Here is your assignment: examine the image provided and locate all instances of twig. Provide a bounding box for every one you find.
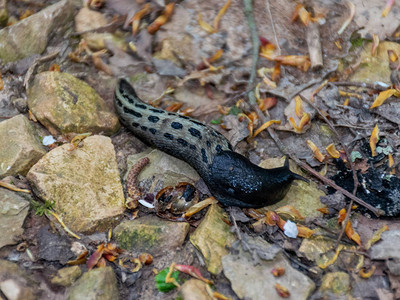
[335,200,353,248]
[265,0,281,55]
[243,0,260,105]
[0,180,31,193]
[331,81,388,91]
[24,50,60,89]
[46,211,80,239]
[306,22,323,69]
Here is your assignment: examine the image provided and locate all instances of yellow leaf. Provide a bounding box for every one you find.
[306,140,325,162]
[326,143,340,158]
[369,124,379,157]
[294,96,303,118]
[253,120,281,137]
[198,13,215,33]
[370,89,400,109]
[213,0,232,32]
[365,225,389,250]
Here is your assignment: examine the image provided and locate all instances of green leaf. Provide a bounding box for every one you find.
[155,268,180,293]
[210,116,222,124]
[228,106,242,116]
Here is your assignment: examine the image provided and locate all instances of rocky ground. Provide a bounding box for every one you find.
[1,0,400,299]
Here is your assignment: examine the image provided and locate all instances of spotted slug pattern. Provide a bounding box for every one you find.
[114,79,307,208]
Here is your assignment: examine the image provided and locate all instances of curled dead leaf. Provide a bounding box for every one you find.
[359,265,376,279]
[275,205,305,221]
[294,96,304,118]
[253,120,281,137]
[369,124,379,157]
[147,3,175,34]
[326,143,340,159]
[271,267,285,277]
[306,140,325,162]
[275,283,290,298]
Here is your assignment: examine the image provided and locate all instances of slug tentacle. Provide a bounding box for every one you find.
[114,78,308,208]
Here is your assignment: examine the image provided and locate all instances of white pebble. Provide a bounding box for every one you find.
[42,135,56,146]
[283,220,298,238]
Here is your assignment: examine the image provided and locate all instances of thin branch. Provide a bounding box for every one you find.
[243,0,260,106]
[331,81,388,91]
[265,0,281,55]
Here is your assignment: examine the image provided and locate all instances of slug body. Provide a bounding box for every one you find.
[114,79,307,208]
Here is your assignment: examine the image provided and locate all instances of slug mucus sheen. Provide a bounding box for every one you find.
[114,78,308,208]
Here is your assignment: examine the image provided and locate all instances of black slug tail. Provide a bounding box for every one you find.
[283,156,309,183]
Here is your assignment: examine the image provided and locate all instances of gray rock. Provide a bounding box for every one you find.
[222,236,315,300]
[0,0,73,62]
[27,71,120,136]
[370,230,400,260]
[67,267,119,300]
[0,260,37,300]
[0,114,46,178]
[37,225,75,264]
[27,135,125,234]
[0,189,30,249]
[113,215,189,254]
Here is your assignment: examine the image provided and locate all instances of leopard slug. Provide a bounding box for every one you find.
[114,78,308,208]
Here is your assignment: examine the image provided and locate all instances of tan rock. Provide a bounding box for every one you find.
[51,266,82,287]
[0,0,73,62]
[27,135,125,234]
[0,114,46,178]
[190,204,235,274]
[67,267,119,300]
[179,279,212,300]
[114,215,189,254]
[27,71,120,136]
[74,7,112,50]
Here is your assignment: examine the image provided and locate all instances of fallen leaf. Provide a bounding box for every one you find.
[369,124,379,157]
[370,89,400,109]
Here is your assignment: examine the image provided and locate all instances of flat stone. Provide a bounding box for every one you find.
[67,267,119,300]
[258,157,324,218]
[113,215,189,254]
[179,279,212,300]
[0,260,37,300]
[0,115,46,178]
[190,204,235,275]
[37,225,75,264]
[27,135,125,234]
[0,189,30,248]
[51,266,82,287]
[27,71,120,136]
[127,148,200,189]
[0,0,73,62]
[370,230,400,260]
[222,237,315,300]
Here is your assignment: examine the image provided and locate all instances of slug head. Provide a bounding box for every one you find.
[207,151,308,208]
